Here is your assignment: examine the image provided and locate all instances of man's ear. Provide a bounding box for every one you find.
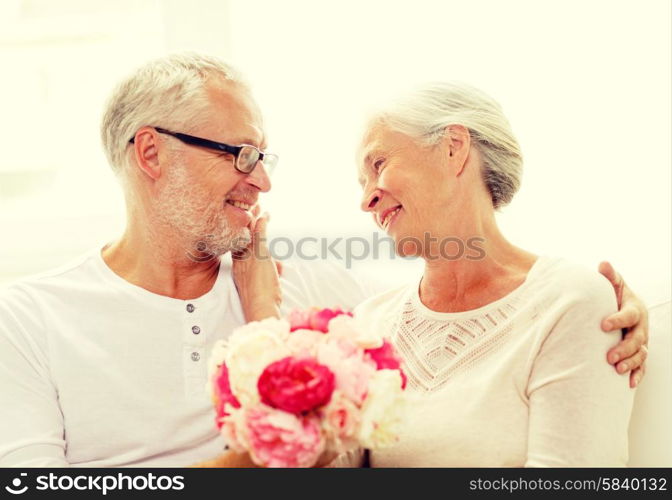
[443,124,471,176]
[131,127,162,180]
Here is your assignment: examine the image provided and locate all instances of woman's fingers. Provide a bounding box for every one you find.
[252,213,271,258]
[232,208,281,322]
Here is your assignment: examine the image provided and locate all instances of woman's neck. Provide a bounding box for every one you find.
[419,214,537,313]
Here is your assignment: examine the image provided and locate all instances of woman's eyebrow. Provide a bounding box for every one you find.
[357,173,366,187]
[363,148,384,166]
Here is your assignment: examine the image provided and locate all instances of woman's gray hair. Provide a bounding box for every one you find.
[101,52,247,174]
[371,82,523,209]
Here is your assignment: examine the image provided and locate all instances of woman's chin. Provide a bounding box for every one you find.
[393,235,424,258]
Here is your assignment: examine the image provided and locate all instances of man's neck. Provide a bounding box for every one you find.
[101,229,222,300]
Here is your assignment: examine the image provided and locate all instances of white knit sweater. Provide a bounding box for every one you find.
[348,256,634,467]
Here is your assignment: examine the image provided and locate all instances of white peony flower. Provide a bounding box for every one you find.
[206,319,289,401]
[207,340,229,375]
[357,369,406,449]
[225,320,291,406]
[286,328,324,357]
[327,315,384,349]
[249,317,291,340]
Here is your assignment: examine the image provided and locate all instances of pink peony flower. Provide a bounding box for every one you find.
[257,357,335,414]
[288,309,313,332]
[365,339,407,388]
[317,339,377,404]
[246,406,325,467]
[309,308,352,333]
[213,363,241,428]
[321,391,361,454]
[219,408,249,453]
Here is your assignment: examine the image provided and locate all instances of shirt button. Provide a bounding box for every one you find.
[191,352,200,362]
[192,325,201,335]
[186,303,195,313]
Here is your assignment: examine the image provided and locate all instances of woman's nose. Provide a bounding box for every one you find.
[360,188,381,212]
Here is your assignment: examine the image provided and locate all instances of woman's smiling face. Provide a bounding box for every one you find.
[357,123,458,256]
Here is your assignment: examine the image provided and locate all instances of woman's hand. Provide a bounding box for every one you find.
[598,261,649,388]
[232,208,282,322]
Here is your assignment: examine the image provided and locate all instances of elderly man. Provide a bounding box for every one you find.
[0,53,648,467]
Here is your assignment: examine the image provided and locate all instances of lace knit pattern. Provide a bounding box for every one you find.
[392,293,524,393]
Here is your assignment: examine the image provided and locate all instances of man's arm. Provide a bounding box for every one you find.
[598,262,649,387]
[0,289,69,467]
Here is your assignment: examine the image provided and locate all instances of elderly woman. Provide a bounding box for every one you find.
[345,82,635,466]
[231,82,645,467]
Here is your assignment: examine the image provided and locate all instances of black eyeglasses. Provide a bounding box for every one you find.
[129,127,278,175]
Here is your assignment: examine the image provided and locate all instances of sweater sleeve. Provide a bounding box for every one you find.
[0,287,69,467]
[525,271,634,467]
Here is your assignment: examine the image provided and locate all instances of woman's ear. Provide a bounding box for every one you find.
[131,127,163,181]
[444,125,471,176]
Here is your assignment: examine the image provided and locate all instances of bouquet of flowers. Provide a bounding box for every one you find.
[207,307,407,467]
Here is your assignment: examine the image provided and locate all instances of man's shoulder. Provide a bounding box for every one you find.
[0,250,101,306]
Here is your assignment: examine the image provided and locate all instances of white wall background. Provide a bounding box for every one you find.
[0,0,670,306]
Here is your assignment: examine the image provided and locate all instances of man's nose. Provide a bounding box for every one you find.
[360,188,381,212]
[245,161,272,192]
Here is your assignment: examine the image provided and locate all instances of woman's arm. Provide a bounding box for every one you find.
[525,272,635,467]
[232,211,282,322]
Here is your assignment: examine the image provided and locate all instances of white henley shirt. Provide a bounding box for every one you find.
[0,248,372,467]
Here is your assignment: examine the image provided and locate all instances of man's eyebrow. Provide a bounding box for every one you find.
[233,138,260,146]
[227,137,268,150]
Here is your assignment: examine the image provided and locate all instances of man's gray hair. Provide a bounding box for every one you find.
[101,52,247,174]
[371,82,523,209]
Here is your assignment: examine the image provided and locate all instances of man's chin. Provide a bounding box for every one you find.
[185,227,251,261]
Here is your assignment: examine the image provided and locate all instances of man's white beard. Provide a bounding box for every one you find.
[153,162,251,260]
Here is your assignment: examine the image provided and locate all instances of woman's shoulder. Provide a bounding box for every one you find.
[531,256,616,309]
[353,283,413,329]
[526,257,619,350]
